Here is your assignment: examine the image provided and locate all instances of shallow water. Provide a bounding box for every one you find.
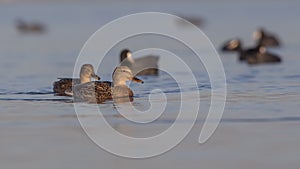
[0,1,300,169]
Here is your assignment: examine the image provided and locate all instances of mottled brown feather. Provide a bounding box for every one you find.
[73,81,112,103]
[112,86,134,98]
[53,78,80,96]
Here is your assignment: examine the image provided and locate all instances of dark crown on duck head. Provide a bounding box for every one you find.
[257,28,265,34]
[120,49,131,62]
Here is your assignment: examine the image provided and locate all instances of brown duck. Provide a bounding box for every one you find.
[53,64,100,96]
[69,66,143,103]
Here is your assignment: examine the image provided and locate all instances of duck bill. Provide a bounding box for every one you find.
[221,45,229,51]
[92,74,101,80]
[132,77,144,83]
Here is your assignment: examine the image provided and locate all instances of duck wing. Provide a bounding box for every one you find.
[247,52,281,64]
[260,36,280,46]
[259,52,281,63]
[112,86,133,98]
[73,81,112,103]
[53,78,80,95]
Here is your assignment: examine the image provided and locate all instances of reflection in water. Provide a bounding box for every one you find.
[0,1,300,168]
[0,97,72,102]
[113,97,134,104]
[222,116,300,123]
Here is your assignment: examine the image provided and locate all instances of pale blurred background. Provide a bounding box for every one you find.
[0,0,299,169]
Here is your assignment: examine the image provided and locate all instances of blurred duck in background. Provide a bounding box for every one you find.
[120,49,159,76]
[221,39,281,64]
[253,28,281,47]
[15,18,46,34]
[221,39,260,61]
[246,46,281,64]
[174,14,204,27]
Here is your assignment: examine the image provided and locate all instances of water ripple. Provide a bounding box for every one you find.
[0,98,72,102]
[0,91,54,95]
[221,117,300,123]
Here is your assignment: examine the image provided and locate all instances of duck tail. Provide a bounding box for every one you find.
[64,89,73,96]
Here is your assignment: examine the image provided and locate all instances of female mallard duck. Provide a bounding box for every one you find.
[120,49,159,76]
[53,64,100,96]
[70,66,143,103]
[253,28,281,47]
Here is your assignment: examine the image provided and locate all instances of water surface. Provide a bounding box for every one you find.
[0,1,299,169]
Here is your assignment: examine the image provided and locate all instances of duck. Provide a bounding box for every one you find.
[221,39,259,61]
[253,28,281,47]
[15,18,46,34]
[120,49,159,76]
[246,46,281,65]
[221,39,281,64]
[53,64,101,96]
[70,66,143,103]
[174,14,204,27]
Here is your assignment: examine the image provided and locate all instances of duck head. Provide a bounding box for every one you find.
[79,64,100,83]
[221,39,242,51]
[112,66,143,86]
[253,28,265,40]
[120,49,134,64]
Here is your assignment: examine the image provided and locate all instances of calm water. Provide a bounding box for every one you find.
[0,1,300,169]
